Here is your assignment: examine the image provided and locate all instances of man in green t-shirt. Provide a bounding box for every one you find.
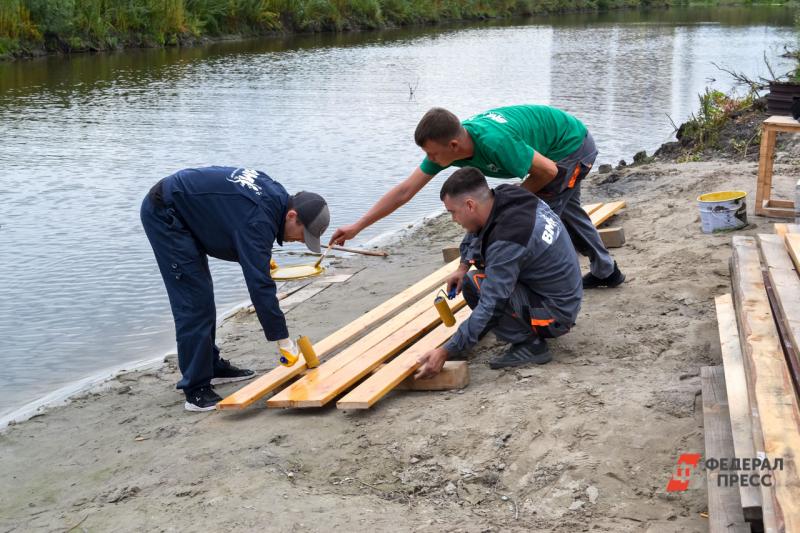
[330,105,624,288]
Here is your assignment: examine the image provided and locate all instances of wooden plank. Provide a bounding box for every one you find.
[336,307,471,409]
[764,116,800,129]
[589,201,626,227]
[775,223,790,237]
[758,234,800,393]
[731,236,800,532]
[786,234,800,274]
[598,227,625,248]
[701,366,752,533]
[768,199,796,209]
[582,202,603,215]
[442,246,461,263]
[268,298,467,408]
[714,294,762,513]
[217,259,461,410]
[394,361,469,391]
[280,283,331,312]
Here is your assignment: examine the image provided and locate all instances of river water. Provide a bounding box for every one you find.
[0,6,795,417]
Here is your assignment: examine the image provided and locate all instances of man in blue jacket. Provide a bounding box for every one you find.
[140,167,330,411]
[416,167,582,378]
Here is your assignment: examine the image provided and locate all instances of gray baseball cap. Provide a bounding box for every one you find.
[291,191,330,253]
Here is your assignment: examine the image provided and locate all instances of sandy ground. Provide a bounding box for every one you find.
[2,143,799,532]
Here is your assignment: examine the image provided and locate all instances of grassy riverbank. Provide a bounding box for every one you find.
[1,0,675,58]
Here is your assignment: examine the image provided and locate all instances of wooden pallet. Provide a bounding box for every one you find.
[217,259,461,409]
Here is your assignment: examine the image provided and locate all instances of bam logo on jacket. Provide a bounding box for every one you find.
[541,213,558,245]
[228,168,262,195]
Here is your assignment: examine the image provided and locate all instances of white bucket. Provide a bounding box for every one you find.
[697,191,747,234]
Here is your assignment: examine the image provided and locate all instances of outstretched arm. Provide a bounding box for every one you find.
[330,166,434,245]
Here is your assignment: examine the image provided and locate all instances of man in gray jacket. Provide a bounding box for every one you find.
[416,167,583,377]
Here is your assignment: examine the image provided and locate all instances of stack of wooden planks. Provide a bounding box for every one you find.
[583,200,627,248]
[708,223,800,532]
[218,200,627,412]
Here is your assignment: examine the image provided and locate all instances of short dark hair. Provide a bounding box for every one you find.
[414,107,462,146]
[440,167,489,200]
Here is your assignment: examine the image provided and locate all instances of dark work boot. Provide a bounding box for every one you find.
[582,262,625,289]
[489,338,552,369]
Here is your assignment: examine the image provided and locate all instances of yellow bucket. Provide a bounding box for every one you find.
[697,190,747,234]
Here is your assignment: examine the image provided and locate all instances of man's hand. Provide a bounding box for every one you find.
[329,223,361,246]
[445,264,469,298]
[415,346,449,379]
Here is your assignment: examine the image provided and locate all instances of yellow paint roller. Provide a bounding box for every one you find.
[434,289,457,327]
[278,335,320,368]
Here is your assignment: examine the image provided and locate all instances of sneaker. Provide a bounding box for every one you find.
[582,262,625,289]
[210,358,255,385]
[489,338,552,369]
[184,385,222,412]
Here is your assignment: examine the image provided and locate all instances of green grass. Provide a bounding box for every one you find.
[0,0,792,57]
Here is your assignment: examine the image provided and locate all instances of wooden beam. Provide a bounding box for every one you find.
[714,294,762,514]
[336,307,471,409]
[582,203,603,215]
[731,236,800,532]
[394,361,469,391]
[786,234,800,274]
[590,201,626,227]
[758,234,800,393]
[268,300,467,408]
[756,125,777,217]
[701,366,752,533]
[442,247,461,263]
[598,227,625,248]
[217,259,461,410]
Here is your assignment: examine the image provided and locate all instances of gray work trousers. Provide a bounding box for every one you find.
[538,133,615,278]
[461,272,570,346]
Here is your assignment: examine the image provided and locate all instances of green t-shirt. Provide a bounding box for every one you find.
[419,105,588,178]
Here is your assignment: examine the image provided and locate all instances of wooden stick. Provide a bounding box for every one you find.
[330,245,388,257]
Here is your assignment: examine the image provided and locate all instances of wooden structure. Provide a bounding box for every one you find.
[710,224,800,531]
[583,201,627,248]
[755,116,800,218]
[219,199,627,411]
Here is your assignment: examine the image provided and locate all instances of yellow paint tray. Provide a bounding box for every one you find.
[270,263,326,281]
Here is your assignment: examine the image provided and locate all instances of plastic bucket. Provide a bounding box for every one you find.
[697,191,747,234]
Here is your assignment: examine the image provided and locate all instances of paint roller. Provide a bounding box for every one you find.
[278,335,320,368]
